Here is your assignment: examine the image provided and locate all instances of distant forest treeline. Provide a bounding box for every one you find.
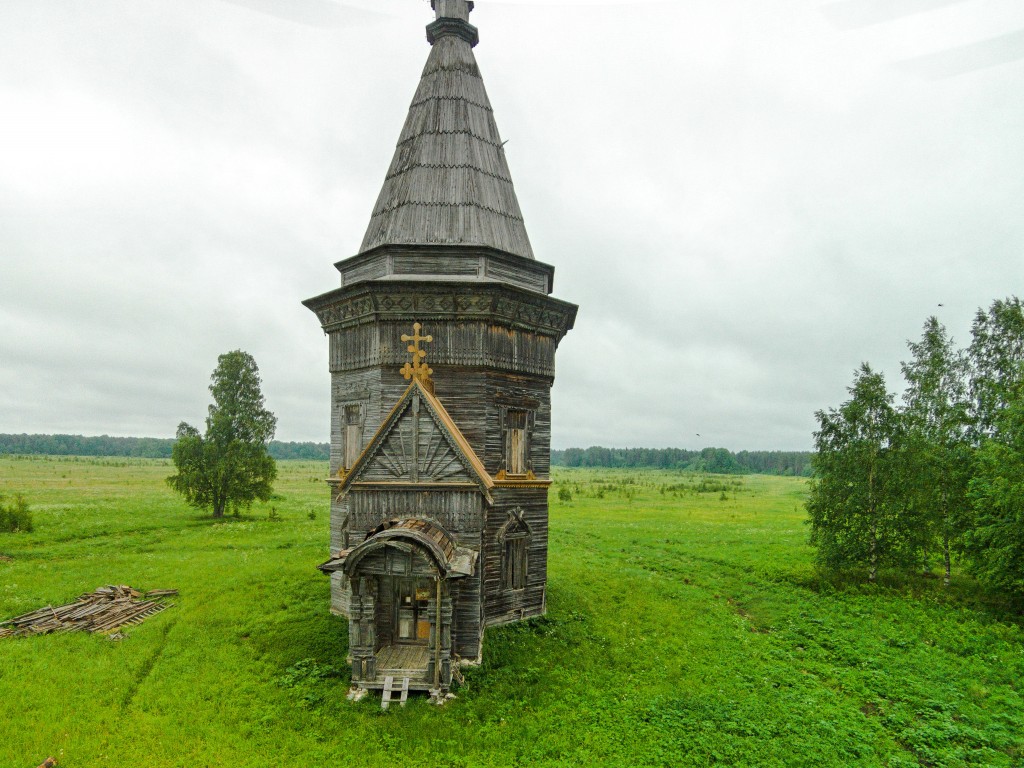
[0,434,330,461]
[1,434,811,475]
[552,447,813,476]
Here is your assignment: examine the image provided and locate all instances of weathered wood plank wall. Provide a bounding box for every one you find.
[482,488,549,627]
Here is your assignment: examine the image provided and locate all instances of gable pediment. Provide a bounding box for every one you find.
[343,380,493,494]
[359,398,472,483]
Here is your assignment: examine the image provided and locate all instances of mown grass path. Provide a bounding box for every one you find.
[0,459,1021,766]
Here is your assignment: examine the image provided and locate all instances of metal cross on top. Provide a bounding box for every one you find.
[400,323,434,386]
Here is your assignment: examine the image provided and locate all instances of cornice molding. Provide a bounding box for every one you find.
[426,18,479,47]
[304,282,577,338]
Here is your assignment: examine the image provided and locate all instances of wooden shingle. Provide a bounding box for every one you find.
[359,33,534,260]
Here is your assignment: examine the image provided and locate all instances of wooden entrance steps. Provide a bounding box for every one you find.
[381,676,410,709]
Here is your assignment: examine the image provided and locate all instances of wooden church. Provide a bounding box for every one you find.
[303,0,576,700]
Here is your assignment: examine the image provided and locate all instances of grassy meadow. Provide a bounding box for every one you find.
[0,457,1022,767]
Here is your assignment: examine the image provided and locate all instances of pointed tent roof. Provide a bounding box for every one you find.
[358,1,535,260]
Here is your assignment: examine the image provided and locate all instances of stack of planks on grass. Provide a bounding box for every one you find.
[0,586,177,639]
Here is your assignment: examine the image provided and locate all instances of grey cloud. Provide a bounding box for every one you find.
[2,0,1022,450]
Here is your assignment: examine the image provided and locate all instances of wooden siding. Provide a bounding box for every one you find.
[325,311,560,481]
[481,488,549,627]
[484,258,547,293]
[452,565,482,661]
[336,246,555,295]
[327,365,553,481]
[341,257,388,286]
[328,317,564,378]
[330,572,351,617]
[392,253,479,277]
[345,489,483,545]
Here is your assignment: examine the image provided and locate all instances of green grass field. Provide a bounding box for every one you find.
[0,457,1021,767]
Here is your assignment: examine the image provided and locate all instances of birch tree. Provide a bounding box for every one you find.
[969,297,1024,439]
[807,364,906,581]
[899,317,972,586]
[963,298,1024,595]
[167,350,278,519]
[965,376,1024,597]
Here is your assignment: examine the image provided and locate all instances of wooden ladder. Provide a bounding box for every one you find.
[380,676,410,710]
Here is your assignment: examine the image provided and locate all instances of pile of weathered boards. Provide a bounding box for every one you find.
[0,585,177,639]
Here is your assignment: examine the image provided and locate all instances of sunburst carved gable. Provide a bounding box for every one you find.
[357,395,474,484]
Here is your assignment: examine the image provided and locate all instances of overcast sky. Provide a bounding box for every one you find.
[1,0,1022,451]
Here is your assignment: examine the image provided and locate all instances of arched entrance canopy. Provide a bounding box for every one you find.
[318,518,477,579]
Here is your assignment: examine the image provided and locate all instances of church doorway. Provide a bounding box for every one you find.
[373,576,438,683]
[394,578,432,645]
[320,518,470,691]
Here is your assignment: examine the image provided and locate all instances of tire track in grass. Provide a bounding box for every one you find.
[120,616,176,712]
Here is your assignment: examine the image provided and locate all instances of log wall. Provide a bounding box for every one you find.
[482,487,549,627]
[308,270,575,679]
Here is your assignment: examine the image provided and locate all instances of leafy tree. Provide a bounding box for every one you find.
[961,299,1024,596]
[167,351,278,519]
[965,375,1024,597]
[0,494,33,533]
[898,317,973,585]
[807,364,907,581]
[695,447,744,475]
[968,297,1024,439]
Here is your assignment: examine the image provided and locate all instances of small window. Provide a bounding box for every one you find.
[504,536,527,590]
[344,404,362,470]
[501,516,530,591]
[505,409,529,475]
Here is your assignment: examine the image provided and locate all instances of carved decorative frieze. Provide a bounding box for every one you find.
[308,284,576,339]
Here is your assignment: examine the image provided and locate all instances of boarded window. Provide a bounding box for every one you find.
[502,518,529,591]
[506,409,528,475]
[344,404,362,469]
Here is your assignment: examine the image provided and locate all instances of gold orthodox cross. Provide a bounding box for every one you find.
[400,323,433,385]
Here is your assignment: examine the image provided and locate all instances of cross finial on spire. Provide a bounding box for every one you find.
[400,323,434,389]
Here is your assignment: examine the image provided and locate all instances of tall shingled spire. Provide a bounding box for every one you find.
[358,0,535,260]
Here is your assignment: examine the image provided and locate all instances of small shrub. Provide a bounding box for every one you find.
[307,508,317,521]
[0,494,33,533]
[276,658,343,708]
[268,507,282,522]
[558,487,572,503]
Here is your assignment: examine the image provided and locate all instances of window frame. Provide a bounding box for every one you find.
[500,406,535,477]
[500,512,530,591]
[337,399,367,473]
